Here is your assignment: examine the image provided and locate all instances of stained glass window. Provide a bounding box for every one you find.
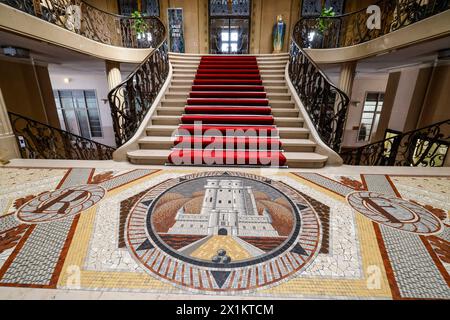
[209,0,251,17]
[118,0,160,17]
[301,0,345,17]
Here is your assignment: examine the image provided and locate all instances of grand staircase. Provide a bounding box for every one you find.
[126,53,329,168]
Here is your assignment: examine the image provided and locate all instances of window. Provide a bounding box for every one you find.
[301,0,345,17]
[358,92,384,142]
[220,30,239,53]
[54,90,103,139]
[118,0,160,16]
[209,0,251,54]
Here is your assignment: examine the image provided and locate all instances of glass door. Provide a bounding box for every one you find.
[210,18,249,54]
[209,0,251,54]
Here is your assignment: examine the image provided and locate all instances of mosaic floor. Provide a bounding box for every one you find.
[0,166,449,299]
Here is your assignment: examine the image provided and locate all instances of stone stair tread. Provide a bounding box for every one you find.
[138,136,174,143]
[280,139,316,146]
[284,152,328,162]
[275,117,304,122]
[127,149,171,159]
[278,127,310,133]
[262,80,286,83]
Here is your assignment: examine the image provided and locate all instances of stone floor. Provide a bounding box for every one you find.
[0,160,449,300]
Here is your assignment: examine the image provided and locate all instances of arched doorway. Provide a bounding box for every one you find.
[209,0,251,54]
[218,228,228,236]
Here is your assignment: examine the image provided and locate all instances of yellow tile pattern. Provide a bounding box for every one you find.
[58,170,393,298]
[189,236,252,261]
[58,205,176,291]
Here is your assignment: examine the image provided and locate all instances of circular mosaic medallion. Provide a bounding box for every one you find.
[346,191,442,234]
[16,184,106,224]
[125,172,322,293]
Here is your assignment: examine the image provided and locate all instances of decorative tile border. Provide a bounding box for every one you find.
[0,168,447,299]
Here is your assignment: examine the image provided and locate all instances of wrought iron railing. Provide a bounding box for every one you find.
[108,31,168,146]
[293,0,449,49]
[288,41,350,152]
[8,112,115,160]
[0,0,165,48]
[341,119,450,166]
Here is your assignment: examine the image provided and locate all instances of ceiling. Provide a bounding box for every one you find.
[320,36,450,77]
[0,30,137,74]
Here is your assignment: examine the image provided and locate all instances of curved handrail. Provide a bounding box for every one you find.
[288,40,350,153]
[0,0,165,48]
[293,0,449,49]
[8,111,115,160]
[341,119,450,167]
[107,18,168,147]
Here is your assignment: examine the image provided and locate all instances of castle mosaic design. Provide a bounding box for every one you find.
[0,167,448,299]
[168,179,279,238]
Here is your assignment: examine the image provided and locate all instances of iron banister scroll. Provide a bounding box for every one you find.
[0,0,165,48]
[288,40,350,152]
[292,0,449,49]
[8,111,115,160]
[107,16,168,147]
[341,119,450,167]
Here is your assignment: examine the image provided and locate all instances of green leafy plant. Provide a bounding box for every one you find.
[317,7,336,34]
[131,10,148,34]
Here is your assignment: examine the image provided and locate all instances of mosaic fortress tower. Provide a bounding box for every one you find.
[167,179,279,237]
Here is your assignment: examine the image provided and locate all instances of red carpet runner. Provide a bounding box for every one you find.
[168,56,287,166]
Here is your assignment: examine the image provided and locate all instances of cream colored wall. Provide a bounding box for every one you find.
[373,62,449,142]
[387,68,421,132]
[340,75,389,148]
[49,68,117,147]
[0,58,59,128]
[417,62,450,128]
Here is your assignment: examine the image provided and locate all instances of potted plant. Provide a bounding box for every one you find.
[131,10,148,40]
[310,7,336,48]
[317,7,336,34]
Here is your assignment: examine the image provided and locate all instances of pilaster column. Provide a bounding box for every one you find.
[338,61,357,98]
[105,60,124,139]
[105,60,122,90]
[0,89,20,163]
[336,61,357,139]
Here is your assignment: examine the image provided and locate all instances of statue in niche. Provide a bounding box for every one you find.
[272,14,286,53]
